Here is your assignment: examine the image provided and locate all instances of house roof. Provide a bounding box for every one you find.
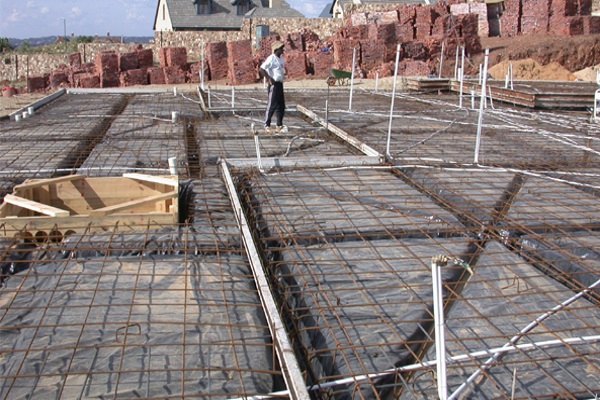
[319,3,333,17]
[161,0,304,31]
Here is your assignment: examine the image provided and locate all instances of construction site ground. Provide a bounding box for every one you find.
[1,40,600,400]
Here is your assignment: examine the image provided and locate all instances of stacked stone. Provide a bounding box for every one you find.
[67,53,82,69]
[360,40,386,71]
[95,51,119,88]
[500,0,521,36]
[551,0,588,35]
[49,68,69,88]
[307,50,334,78]
[333,39,360,71]
[205,42,229,81]
[415,6,438,40]
[397,5,417,40]
[522,0,551,35]
[284,52,308,79]
[227,40,256,85]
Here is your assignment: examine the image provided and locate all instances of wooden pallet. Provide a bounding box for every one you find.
[0,173,178,242]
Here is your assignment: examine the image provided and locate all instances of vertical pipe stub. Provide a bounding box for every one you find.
[168,157,177,175]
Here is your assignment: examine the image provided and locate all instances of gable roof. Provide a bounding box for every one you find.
[160,0,304,31]
[319,3,333,17]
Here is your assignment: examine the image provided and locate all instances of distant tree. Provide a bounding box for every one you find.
[17,40,31,53]
[0,37,13,53]
[73,36,94,44]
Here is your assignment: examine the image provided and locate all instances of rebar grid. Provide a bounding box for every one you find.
[1,87,600,399]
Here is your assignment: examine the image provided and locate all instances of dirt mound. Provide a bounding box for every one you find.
[473,34,600,80]
[488,58,576,81]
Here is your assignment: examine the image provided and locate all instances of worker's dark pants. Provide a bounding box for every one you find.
[265,82,285,127]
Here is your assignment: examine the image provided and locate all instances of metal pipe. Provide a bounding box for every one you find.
[474,48,490,164]
[386,44,401,159]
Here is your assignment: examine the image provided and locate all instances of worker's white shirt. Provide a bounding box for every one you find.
[261,54,285,82]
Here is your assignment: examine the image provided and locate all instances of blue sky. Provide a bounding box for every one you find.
[0,0,331,39]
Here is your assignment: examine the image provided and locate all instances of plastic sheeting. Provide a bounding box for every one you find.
[0,253,275,399]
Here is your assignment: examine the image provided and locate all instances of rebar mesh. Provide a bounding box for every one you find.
[1,85,599,399]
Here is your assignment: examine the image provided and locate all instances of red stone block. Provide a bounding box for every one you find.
[549,15,584,35]
[258,35,281,60]
[285,52,307,79]
[67,53,82,69]
[227,40,255,84]
[120,68,148,86]
[284,32,304,53]
[119,52,139,72]
[95,51,118,74]
[163,66,186,84]
[368,23,396,43]
[500,12,520,36]
[366,61,395,79]
[503,0,521,13]
[79,73,100,89]
[166,47,187,68]
[396,21,415,40]
[27,75,49,93]
[360,39,386,70]
[343,25,370,40]
[583,16,600,33]
[205,41,229,81]
[580,0,592,14]
[187,62,202,83]
[50,70,69,88]
[401,59,432,76]
[138,49,154,68]
[521,15,549,35]
[307,50,334,77]
[100,71,119,88]
[460,13,480,37]
[148,67,166,85]
[302,29,322,52]
[398,4,417,25]
[415,22,433,40]
[333,39,361,71]
[228,59,256,85]
[551,0,579,16]
[402,41,429,60]
[157,47,168,68]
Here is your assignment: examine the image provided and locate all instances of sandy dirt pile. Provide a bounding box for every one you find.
[488,58,577,81]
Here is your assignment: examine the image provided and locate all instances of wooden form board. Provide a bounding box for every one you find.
[0,174,179,239]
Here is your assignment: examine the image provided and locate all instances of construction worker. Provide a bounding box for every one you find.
[259,40,286,134]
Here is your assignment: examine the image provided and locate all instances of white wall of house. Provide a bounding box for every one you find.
[155,0,174,32]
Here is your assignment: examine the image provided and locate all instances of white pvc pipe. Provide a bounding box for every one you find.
[375,72,379,93]
[454,46,459,80]
[438,41,445,79]
[432,257,447,400]
[474,48,489,164]
[201,42,206,91]
[231,86,235,109]
[448,276,600,400]
[386,44,401,159]
[252,123,264,173]
[349,46,357,111]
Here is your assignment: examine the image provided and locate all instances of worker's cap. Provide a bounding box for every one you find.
[271,41,284,51]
